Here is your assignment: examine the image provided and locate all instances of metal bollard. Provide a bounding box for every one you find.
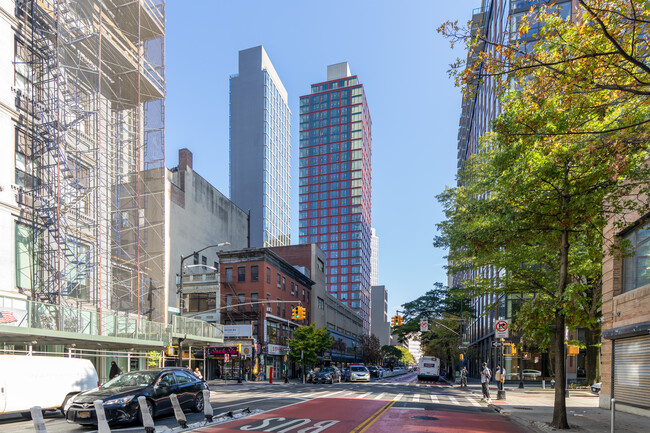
[542,380,545,390]
[30,406,47,433]
[170,393,188,429]
[93,400,112,433]
[138,396,155,433]
[611,398,615,433]
[203,389,214,422]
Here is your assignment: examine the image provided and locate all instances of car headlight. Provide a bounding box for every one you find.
[104,395,135,405]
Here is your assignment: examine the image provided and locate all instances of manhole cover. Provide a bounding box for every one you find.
[514,407,534,410]
[413,416,439,421]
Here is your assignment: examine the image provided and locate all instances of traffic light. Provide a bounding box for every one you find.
[391,315,397,326]
[166,346,178,356]
[396,315,403,326]
[236,343,241,354]
[460,353,464,361]
[297,306,306,320]
[291,307,299,319]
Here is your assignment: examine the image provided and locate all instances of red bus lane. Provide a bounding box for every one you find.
[195,398,389,433]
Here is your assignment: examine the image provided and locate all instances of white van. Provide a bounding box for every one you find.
[417,356,441,381]
[0,355,98,416]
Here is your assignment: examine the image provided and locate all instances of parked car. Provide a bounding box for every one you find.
[346,365,371,382]
[522,369,542,379]
[0,355,98,418]
[66,367,207,426]
[311,367,342,384]
[367,365,382,378]
[591,382,601,394]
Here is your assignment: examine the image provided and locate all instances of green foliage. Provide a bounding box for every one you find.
[381,345,414,366]
[147,350,160,368]
[286,323,333,367]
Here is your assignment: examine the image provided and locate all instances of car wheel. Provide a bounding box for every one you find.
[193,392,205,413]
[138,399,155,425]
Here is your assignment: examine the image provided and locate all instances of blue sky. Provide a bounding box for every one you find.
[165,1,473,317]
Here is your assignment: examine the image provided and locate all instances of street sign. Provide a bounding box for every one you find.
[492,341,502,347]
[495,319,509,338]
[224,354,229,362]
[420,320,428,332]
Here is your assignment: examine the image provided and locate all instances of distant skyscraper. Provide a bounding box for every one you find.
[299,62,373,332]
[230,46,291,247]
[371,227,379,286]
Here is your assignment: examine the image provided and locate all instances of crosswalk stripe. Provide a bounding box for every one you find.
[393,393,403,401]
[466,397,481,407]
[322,390,343,398]
[412,394,420,402]
[357,392,371,399]
[374,393,385,400]
[430,394,439,403]
[448,396,460,405]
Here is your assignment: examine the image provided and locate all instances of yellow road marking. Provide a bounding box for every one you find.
[350,400,396,433]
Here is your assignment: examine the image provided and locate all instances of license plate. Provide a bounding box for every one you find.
[77,411,91,419]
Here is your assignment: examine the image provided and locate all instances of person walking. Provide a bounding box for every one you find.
[495,364,503,391]
[109,361,122,379]
[480,362,492,402]
[460,366,468,388]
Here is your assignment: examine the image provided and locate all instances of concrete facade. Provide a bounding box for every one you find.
[167,149,249,321]
[371,228,379,286]
[229,46,291,248]
[371,285,390,347]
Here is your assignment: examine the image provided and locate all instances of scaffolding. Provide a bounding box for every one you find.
[15,0,166,325]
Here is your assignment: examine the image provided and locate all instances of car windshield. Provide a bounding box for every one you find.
[102,372,157,388]
[319,368,335,373]
[351,366,367,372]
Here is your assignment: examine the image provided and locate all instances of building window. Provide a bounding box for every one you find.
[15,223,33,291]
[317,297,324,310]
[193,252,199,265]
[188,293,216,313]
[277,273,281,288]
[202,256,207,265]
[267,267,271,283]
[622,222,650,293]
[251,292,259,311]
[238,266,246,282]
[225,268,233,283]
[277,298,281,316]
[226,294,233,311]
[238,293,245,311]
[282,277,286,291]
[251,265,259,281]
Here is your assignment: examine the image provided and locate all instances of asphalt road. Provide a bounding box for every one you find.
[0,373,527,433]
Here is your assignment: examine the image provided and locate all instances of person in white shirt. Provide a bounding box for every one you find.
[480,362,492,402]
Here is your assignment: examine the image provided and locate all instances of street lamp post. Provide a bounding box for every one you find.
[177,242,230,366]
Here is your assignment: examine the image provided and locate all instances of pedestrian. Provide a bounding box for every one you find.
[460,366,468,388]
[495,364,503,391]
[109,361,122,379]
[244,367,250,381]
[216,363,222,379]
[480,362,492,402]
[283,364,289,384]
[194,367,203,380]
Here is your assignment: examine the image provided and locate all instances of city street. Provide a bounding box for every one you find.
[0,373,525,433]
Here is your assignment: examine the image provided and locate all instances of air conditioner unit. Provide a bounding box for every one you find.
[266,307,272,312]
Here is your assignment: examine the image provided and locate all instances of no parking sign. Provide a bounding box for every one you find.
[495,320,509,338]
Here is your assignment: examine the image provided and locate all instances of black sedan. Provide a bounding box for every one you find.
[312,367,342,384]
[66,368,207,426]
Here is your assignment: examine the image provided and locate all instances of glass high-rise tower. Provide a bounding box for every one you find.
[230,46,291,247]
[298,62,372,332]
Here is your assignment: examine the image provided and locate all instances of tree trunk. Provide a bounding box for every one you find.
[551,225,570,430]
[584,326,600,386]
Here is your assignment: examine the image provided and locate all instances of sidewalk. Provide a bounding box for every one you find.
[455,380,646,433]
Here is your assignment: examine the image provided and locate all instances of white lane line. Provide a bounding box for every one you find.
[357,392,371,399]
[466,397,481,407]
[374,393,385,400]
[393,393,403,401]
[430,394,439,403]
[412,394,420,402]
[448,396,460,405]
[321,390,343,398]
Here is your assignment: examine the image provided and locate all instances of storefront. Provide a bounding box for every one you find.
[265,343,289,379]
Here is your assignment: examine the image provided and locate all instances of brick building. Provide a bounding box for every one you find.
[601,185,650,416]
[216,249,313,380]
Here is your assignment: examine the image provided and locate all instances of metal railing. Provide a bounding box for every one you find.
[172,315,223,341]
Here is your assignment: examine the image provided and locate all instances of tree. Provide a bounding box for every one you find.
[381,345,414,367]
[287,323,333,369]
[358,334,383,365]
[437,1,650,429]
